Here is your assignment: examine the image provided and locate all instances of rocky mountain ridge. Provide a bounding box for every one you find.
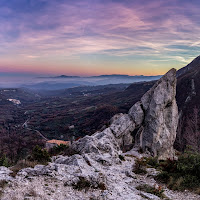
[0,68,185,199]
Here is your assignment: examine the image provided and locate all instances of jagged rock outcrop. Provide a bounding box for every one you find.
[73,68,178,160]
[133,68,178,159]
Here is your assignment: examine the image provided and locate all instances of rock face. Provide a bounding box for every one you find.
[132,68,178,159]
[73,68,178,160]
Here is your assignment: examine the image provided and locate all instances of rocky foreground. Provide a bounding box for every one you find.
[1,151,200,200]
[0,69,199,200]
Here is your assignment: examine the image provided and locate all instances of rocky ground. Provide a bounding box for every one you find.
[0,149,200,200]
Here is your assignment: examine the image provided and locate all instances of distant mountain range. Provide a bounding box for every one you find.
[42,74,161,79]
[21,74,161,90]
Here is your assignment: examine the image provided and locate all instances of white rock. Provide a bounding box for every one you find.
[0,166,13,181]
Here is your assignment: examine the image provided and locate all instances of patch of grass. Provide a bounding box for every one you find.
[145,156,159,168]
[136,184,167,199]
[0,155,10,167]
[119,155,125,161]
[63,146,80,157]
[132,158,147,175]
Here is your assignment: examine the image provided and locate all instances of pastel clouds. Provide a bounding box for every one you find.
[0,0,200,75]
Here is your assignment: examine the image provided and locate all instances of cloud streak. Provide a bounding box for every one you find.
[0,0,200,75]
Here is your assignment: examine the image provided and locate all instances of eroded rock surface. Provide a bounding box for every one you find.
[133,68,178,159]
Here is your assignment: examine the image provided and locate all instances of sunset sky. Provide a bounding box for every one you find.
[0,0,200,76]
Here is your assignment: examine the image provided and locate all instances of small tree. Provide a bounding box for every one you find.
[30,145,50,164]
[0,155,9,167]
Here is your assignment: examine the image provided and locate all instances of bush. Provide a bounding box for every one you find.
[156,150,200,192]
[132,158,147,175]
[29,145,50,164]
[0,155,9,167]
[145,156,159,168]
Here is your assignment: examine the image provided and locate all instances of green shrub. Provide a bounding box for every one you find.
[156,150,200,192]
[0,155,9,167]
[29,145,50,164]
[155,171,170,183]
[132,158,147,175]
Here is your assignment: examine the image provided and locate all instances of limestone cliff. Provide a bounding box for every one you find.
[131,68,178,159]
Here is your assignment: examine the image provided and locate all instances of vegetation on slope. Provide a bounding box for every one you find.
[140,148,200,194]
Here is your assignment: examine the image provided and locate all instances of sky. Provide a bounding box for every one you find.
[0,0,200,76]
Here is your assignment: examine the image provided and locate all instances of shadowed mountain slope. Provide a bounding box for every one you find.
[175,55,200,151]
